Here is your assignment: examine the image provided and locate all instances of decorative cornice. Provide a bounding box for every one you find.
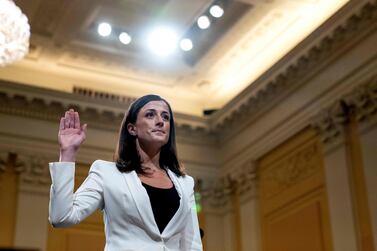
[312,74,377,143]
[0,81,215,142]
[311,100,348,144]
[201,160,257,207]
[236,161,257,197]
[16,154,51,186]
[201,176,236,208]
[210,0,377,136]
[344,75,377,123]
[0,150,51,187]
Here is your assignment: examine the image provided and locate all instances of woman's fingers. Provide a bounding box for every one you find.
[64,111,70,128]
[62,109,80,129]
[74,112,80,129]
[81,123,87,135]
[61,109,84,130]
[59,117,65,130]
[69,109,75,128]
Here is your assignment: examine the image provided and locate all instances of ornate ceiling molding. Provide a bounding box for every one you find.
[312,74,377,144]
[201,160,257,208]
[16,154,51,186]
[210,0,377,136]
[311,101,347,144]
[344,74,377,123]
[0,80,214,142]
[0,149,57,190]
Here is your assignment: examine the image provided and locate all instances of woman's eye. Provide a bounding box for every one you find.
[162,114,170,121]
[146,112,154,118]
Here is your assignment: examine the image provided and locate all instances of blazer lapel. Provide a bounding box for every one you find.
[161,170,190,236]
[122,171,160,235]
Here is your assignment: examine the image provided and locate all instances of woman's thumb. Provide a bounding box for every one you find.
[81,123,88,133]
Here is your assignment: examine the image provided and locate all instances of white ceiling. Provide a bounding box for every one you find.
[1,0,349,116]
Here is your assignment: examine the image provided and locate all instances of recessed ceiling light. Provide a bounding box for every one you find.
[180,38,193,51]
[119,32,132,45]
[97,22,112,37]
[210,5,224,18]
[147,27,178,56]
[197,16,211,29]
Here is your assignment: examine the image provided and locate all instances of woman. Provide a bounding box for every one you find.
[49,94,203,251]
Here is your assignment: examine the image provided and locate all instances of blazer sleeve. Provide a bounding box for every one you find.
[48,161,104,228]
[180,176,203,251]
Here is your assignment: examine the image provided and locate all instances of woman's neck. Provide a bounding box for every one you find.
[137,141,162,171]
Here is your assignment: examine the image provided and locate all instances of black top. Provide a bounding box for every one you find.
[142,182,180,233]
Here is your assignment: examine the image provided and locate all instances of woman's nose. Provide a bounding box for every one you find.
[155,115,164,125]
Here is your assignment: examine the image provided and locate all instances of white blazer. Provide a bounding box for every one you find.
[49,160,203,251]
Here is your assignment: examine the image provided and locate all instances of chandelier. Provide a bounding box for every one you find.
[0,0,30,67]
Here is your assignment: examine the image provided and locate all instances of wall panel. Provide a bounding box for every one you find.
[259,128,333,251]
[0,153,19,248]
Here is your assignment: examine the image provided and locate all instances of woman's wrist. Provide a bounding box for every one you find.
[59,148,77,162]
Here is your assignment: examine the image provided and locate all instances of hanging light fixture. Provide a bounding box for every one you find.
[0,0,30,67]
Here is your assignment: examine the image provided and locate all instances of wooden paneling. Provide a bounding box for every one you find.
[259,128,333,251]
[232,193,242,251]
[0,153,19,248]
[66,230,105,251]
[345,116,375,251]
[265,190,328,251]
[46,163,105,251]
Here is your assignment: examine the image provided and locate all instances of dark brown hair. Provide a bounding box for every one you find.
[114,94,184,176]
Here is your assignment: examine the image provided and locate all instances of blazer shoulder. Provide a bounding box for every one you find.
[90,159,117,173]
[180,174,195,190]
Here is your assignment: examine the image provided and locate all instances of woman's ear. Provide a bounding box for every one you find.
[127,123,137,136]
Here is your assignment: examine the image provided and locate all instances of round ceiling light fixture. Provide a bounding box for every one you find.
[97,22,112,37]
[119,32,132,45]
[147,27,178,56]
[180,38,193,52]
[197,16,211,29]
[210,5,224,18]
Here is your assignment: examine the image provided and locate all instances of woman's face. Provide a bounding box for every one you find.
[129,100,171,148]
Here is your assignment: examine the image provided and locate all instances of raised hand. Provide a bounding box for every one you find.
[58,109,87,162]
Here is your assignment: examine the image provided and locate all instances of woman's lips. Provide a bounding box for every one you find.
[152,129,165,134]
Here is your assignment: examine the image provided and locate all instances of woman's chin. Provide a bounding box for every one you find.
[154,138,168,146]
[140,137,168,147]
